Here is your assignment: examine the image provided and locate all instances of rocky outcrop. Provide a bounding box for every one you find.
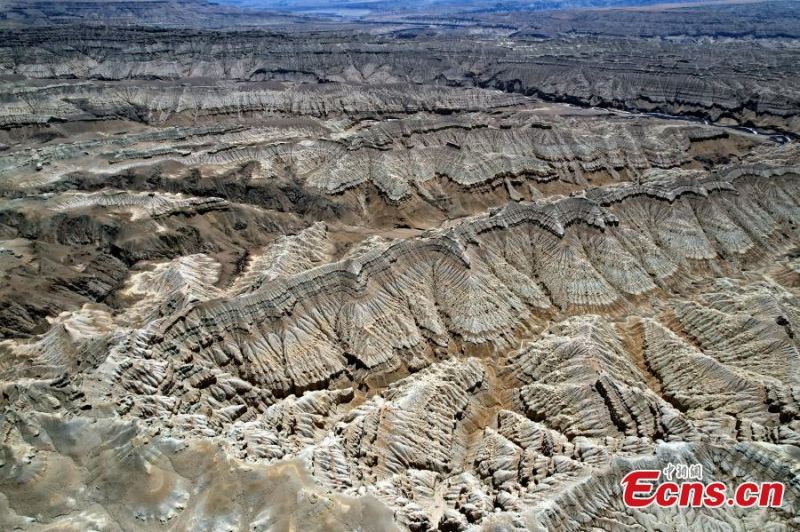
[2,17,798,132]
[1,4,799,529]
[4,146,798,528]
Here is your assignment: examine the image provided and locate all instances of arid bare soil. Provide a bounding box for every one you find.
[0,1,798,531]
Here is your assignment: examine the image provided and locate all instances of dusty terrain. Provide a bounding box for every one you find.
[0,1,798,531]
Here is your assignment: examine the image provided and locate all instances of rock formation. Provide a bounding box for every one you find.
[1,1,799,530]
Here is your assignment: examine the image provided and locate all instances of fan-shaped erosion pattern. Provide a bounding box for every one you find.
[1,1,800,531]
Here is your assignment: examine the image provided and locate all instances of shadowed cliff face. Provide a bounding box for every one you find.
[1,1,799,531]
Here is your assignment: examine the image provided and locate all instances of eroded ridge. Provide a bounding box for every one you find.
[2,144,799,530]
[1,3,800,529]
